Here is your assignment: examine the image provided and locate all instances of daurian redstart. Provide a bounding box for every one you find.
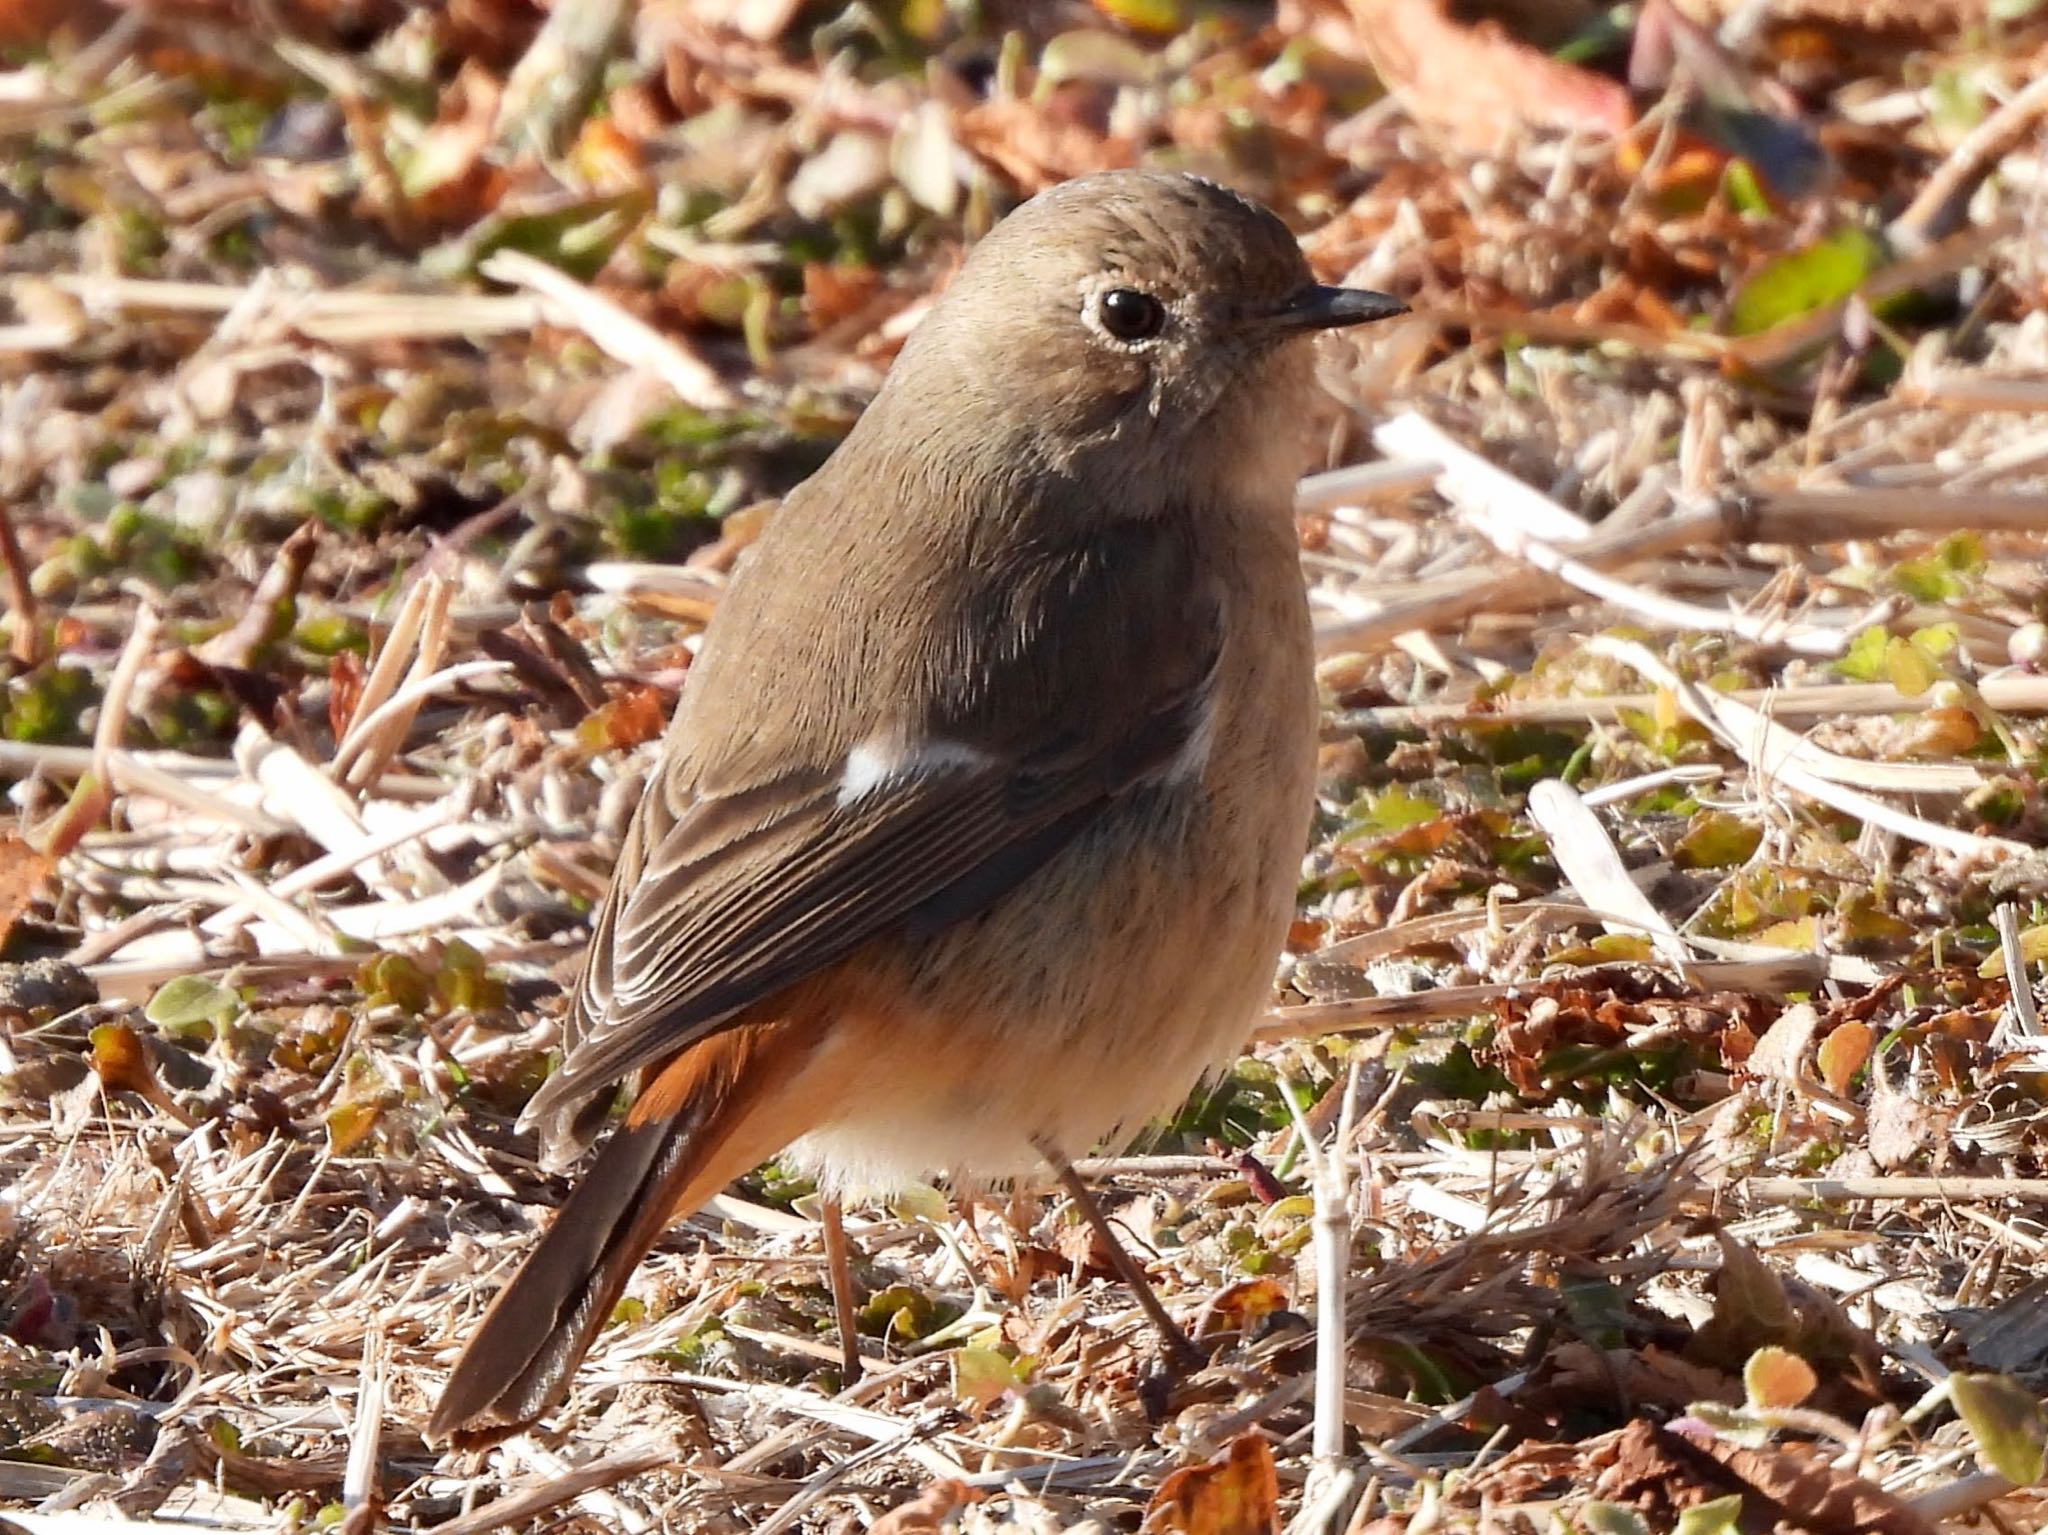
[431,170,1404,1445]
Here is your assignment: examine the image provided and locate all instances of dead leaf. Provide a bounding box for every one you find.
[89,1022,156,1097]
[1865,1077,1938,1170]
[1744,1345,1817,1410]
[328,650,366,745]
[578,683,670,752]
[1143,1434,1279,1535]
[1342,0,1632,155]
[868,1479,983,1535]
[1674,1423,1944,1535]
[1815,1021,1872,1096]
[1746,1002,1821,1084]
[36,773,110,862]
[0,834,53,952]
[1203,1278,1290,1338]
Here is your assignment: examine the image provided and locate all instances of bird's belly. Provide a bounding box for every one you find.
[783,769,1311,1195]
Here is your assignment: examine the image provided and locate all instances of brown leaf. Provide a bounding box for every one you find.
[1815,1021,1872,1096]
[868,1480,983,1535]
[578,683,671,752]
[1694,1231,1795,1360]
[90,1022,158,1097]
[1342,0,1633,155]
[803,261,881,330]
[1675,1424,1943,1535]
[37,773,111,862]
[1865,1077,1938,1170]
[1143,1433,1279,1535]
[954,96,1134,191]
[1746,1002,1821,1083]
[0,834,53,952]
[328,650,366,744]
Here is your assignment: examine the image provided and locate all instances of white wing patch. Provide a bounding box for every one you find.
[836,734,992,807]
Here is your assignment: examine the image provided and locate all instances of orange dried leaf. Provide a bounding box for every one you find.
[0,833,53,951]
[325,1100,385,1156]
[328,649,366,744]
[1143,1433,1279,1535]
[89,1023,157,1096]
[580,684,670,752]
[803,262,882,329]
[1205,1278,1290,1337]
[1816,1021,1872,1096]
[1744,1344,1817,1410]
[571,118,647,193]
[868,1480,983,1535]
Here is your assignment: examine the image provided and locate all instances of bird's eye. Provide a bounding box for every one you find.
[1095,287,1166,343]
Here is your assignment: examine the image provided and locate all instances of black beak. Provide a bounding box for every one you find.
[1270,284,1408,331]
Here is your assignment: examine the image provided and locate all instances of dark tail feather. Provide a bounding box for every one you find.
[429,1113,695,1446]
[429,1026,796,1447]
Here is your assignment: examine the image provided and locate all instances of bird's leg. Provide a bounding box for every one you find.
[819,1194,863,1386]
[1032,1136,1205,1375]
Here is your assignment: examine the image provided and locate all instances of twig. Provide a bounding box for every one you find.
[1590,637,2025,859]
[237,724,376,861]
[1743,1176,2048,1202]
[1526,779,1693,971]
[1745,484,2048,539]
[481,250,735,412]
[335,578,460,793]
[1891,73,2048,247]
[1373,411,1593,547]
[1285,1058,1363,1534]
[1260,963,1817,1044]
[1995,904,2041,1040]
[333,575,436,767]
[428,1448,674,1535]
[1295,458,1441,513]
[1334,673,2048,729]
[0,498,39,664]
[338,1326,385,1535]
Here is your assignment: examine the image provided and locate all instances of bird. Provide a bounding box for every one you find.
[429,168,1405,1447]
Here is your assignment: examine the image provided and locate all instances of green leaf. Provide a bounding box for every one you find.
[1978,924,2048,980]
[1674,1495,1745,1535]
[1727,226,1884,337]
[1952,1373,2048,1484]
[1722,159,1770,215]
[144,975,240,1036]
[889,1182,950,1224]
[1579,1505,1651,1535]
[360,952,432,1015]
[1352,786,1440,835]
[1884,636,1939,697]
[1674,811,1763,870]
[1835,625,1889,683]
[858,1284,938,1342]
[951,1345,1026,1408]
[1560,1276,1630,1348]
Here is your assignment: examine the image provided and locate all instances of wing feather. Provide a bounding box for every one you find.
[525,520,1226,1145]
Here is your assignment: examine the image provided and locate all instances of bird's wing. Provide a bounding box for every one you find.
[524,521,1225,1133]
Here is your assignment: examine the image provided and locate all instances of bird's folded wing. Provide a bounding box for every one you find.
[524,583,1223,1130]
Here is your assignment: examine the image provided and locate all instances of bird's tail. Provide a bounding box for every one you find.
[429,1023,803,1447]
